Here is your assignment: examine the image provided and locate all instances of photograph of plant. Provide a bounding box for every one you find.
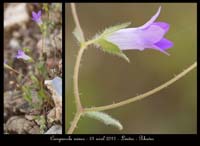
[4,3,62,134]
[66,3,197,134]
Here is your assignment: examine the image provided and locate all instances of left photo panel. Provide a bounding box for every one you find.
[4,3,62,134]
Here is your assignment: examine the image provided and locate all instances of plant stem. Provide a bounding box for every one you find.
[4,63,22,75]
[67,3,85,134]
[71,2,85,111]
[67,46,85,134]
[71,3,85,42]
[73,46,85,110]
[69,3,197,134]
[85,61,197,112]
[67,111,83,134]
[44,36,46,54]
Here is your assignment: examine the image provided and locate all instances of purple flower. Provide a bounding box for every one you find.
[32,10,42,24]
[15,49,31,60]
[106,7,173,55]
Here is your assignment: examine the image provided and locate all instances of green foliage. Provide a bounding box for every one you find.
[42,3,49,12]
[4,63,10,69]
[22,86,32,103]
[100,22,131,38]
[52,3,62,12]
[47,21,55,31]
[16,73,23,84]
[37,61,47,78]
[96,39,130,62]
[38,88,48,100]
[34,115,47,133]
[22,47,31,53]
[84,111,123,130]
[30,74,39,87]
[87,22,131,62]
[40,23,48,36]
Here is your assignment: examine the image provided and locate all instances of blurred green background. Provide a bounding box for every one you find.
[66,3,196,134]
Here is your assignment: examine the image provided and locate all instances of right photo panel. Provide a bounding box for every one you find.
[66,3,197,134]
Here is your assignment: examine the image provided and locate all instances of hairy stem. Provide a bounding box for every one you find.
[73,46,85,110]
[71,2,85,110]
[71,3,85,42]
[67,111,83,134]
[68,3,197,134]
[67,3,85,134]
[85,61,197,112]
[68,44,91,133]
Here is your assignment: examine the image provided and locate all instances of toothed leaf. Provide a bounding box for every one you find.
[96,38,130,62]
[101,22,131,37]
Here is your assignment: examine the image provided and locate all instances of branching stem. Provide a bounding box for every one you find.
[67,3,85,134]
[68,3,197,134]
[85,62,197,112]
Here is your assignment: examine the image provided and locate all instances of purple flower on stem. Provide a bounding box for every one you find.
[106,7,173,55]
[32,10,42,24]
[15,49,31,61]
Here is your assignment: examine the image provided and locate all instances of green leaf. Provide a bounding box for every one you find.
[96,39,130,62]
[100,22,131,37]
[84,111,123,130]
[30,74,39,86]
[38,88,47,100]
[22,47,31,53]
[22,86,32,103]
[73,27,84,43]
[4,63,20,74]
[42,4,49,12]
[37,62,47,77]
[26,57,34,63]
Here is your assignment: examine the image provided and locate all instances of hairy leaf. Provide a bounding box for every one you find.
[96,38,130,62]
[100,22,131,37]
[84,111,123,130]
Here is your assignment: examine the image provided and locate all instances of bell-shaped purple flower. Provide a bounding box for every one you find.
[106,7,173,55]
[32,10,42,24]
[15,49,31,60]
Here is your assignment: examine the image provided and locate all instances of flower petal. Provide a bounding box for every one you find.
[107,28,145,50]
[22,54,31,60]
[15,49,31,60]
[107,24,166,51]
[18,49,25,56]
[32,11,37,19]
[38,10,42,17]
[106,6,173,55]
[152,22,169,33]
[138,6,161,29]
[154,38,173,49]
[139,24,166,44]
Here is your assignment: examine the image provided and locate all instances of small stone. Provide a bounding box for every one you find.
[9,38,21,49]
[25,115,35,121]
[4,3,29,28]
[45,125,62,134]
[45,77,62,122]
[5,116,40,134]
[47,108,56,123]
